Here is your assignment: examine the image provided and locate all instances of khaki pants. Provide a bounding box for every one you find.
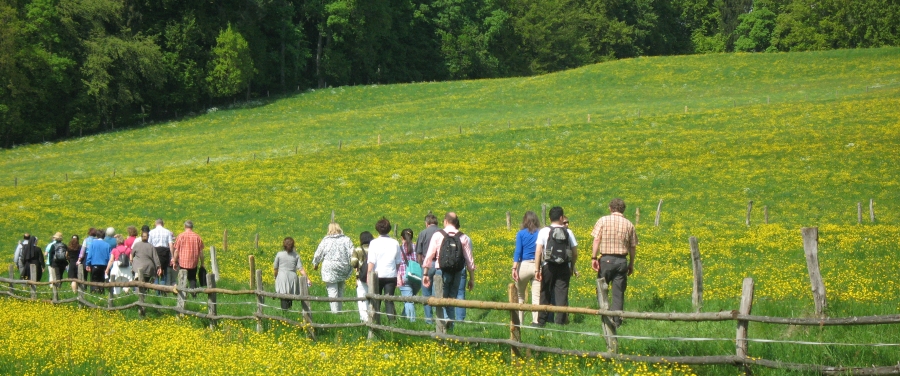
[516,260,541,324]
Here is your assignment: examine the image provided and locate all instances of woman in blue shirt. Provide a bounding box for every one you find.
[512,211,541,325]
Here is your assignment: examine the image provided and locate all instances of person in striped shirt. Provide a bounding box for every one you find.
[590,198,638,327]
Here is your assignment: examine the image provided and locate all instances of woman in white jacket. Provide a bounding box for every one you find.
[313,223,355,313]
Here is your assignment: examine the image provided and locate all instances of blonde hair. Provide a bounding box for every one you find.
[327,223,343,236]
[114,234,125,245]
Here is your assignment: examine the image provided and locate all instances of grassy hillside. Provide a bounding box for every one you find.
[1,48,900,375]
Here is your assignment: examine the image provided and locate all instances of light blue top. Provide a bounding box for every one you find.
[513,228,539,262]
[86,239,111,266]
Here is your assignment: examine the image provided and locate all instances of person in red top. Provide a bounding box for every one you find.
[173,220,204,296]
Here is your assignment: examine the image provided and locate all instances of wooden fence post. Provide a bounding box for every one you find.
[207,273,217,329]
[8,264,15,295]
[596,278,618,353]
[801,227,827,317]
[108,283,115,309]
[331,210,335,223]
[587,114,591,123]
[367,269,378,340]
[210,246,220,282]
[29,264,37,299]
[736,277,755,359]
[869,199,875,223]
[176,269,187,311]
[223,229,228,252]
[654,199,663,227]
[255,269,264,333]
[746,201,753,227]
[541,204,547,227]
[136,274,146,318]
[254,233,259,251]
[689,237,703,312]
[76,267,85,305]
[434,273,446,334]
[249,255,256,289]
[507,283,522,359]
[50,266,59,302]
[298,275,316,340]
[506,211,511,231]
[635,208,640,225]
[857,202,862,224]
[764,205,769,224]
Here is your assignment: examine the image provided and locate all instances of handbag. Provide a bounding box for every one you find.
[406,260,423,288]
[198,266,207,287]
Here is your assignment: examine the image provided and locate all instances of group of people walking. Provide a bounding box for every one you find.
[11,198,637,330]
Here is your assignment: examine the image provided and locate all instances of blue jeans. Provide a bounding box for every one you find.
[399,284,417,322]
[155,266,172,294]
[455,271,467,321]
[422,268,440,323]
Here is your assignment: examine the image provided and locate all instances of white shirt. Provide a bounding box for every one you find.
[367,236,401,278]
[148,226,174,248]
[536,225,578,249]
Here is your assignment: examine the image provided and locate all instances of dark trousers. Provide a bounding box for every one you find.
[52,261,67,281]
[598,255,629,326]
[90,265,107,293]
[373,277,397,322]
[185,267,198,297]
[21,263,43,281]
[281,299,292,309]
[538,262,571,325]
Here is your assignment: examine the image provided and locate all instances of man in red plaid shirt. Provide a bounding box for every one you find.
[173,220,204,295]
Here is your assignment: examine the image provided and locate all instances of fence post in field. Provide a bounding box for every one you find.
[802,227,827,317]
[207,273,217,329]
[541,204,547,227]
[367,269,378,340]
[596,278,618,353]
[255,269,264,333]
[298,275,316,340]
[690,237,703,312]
[378,134,382,144]
[736,277,755,359]
[223,229,228,252]
[108,283,115,309]
[506,211,511,231]
[434,273,446,334]
[255,233,259,251]
[857,202,862,224]
[339,140,342,150]
[635,208,640,225]
[746,201,753,227]
[176,269,187,311]
[587,114,591,123]
[654,199,663,227]
[764,206,769,224]
[168,268,177,289]
[507,283,523,359]
[76,267,85,305]
[29,264,37,299]
[8,264,14,295]
[136,274,146,318]
[249,255,256,289]
[331,210,335,223]
[210,246,220,282]
[684,106,688,114]
[50,266,59,302]
[869,199,875,223]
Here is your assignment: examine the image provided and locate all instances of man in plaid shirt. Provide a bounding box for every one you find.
[173,220,204,296]
[590,198,638,327]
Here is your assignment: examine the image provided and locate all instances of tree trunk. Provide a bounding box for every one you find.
[316,31,325,89]
[280,27,286,93]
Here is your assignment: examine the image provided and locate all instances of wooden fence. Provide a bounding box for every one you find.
[1,263,899,375]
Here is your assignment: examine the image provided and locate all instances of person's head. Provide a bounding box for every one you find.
[424,213,438,226]
[359,231,374,246]
[105,227,115,237]
[141,231,149,242]
[115,234,125,245]
[401,228,413,243]
[22,232,30,241]
[155,218,164,227]
[141,225,150,233]
[184,220,193,229]
[444,212,460,229]
[521,211,540,232]
[127,226,137,237]
[53,232,63,241]
[86,227,96,238]
[549,206,565,223]
[68,235,80,250]
[327,223,343,236]
[375,217,391,236]
[283,237,295,253]
[609,198,626,214]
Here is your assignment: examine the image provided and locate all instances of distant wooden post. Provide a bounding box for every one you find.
[596,278,618,353]
[331,210,335,223]
[206,156,210,164]
[15,177,18,187]
[136,274,146,318]
[587,114,591,123]
[635,208,640,225]
[255,269,264,333]
[689,237,703,312]
[49,267,58,302]
[746,200,753,227]
[869,199,875,223]
[76,267,85,304]
[654,199,663,227]
[801,227,827,317]
[210,246,220,282]
[113,168,116,177]
[65,173,68,182]
[434,273,446,334]
[367,269,378,340]
[223,229,228,252]
[857,202,862,224]
[735,277,755,358]
[764,205,769,224]
[541,204,547,227]
[339,140,342,150]
[767,96,770,104]
[459,125,462,134]
[733,99,736,108]
[207,273,217,329]
[506,211,511,231]
[507,120,510,129]
[684,106,688,114]
[248,255,257,289]
[546,118,550,126]
[108,283,115,309]
[254,233,259,251]
[28,264,37,299]
[637,109,641,117]
[298,275,316,340]
[176,269,187,310]
[507,283,522,359]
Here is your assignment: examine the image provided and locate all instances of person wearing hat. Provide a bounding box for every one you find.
[44,232,67,281]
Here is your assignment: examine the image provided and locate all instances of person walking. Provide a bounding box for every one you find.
[76,228,97,282]
[416,213,441,322]
[172,220,204,297]
[367,218,401,322]
[66,235,81,292]
[46,232,68,282]
[534,206,578,327]
[312,222,355,313]
[124,226,138,250]
[350,231,374,322]
[131,231,162,294]
[105,235,133,295]
[398,228,422,321]
[512,211,541,326]
[590,198,638,328]
[13,233,29,276]
[422,212,476,330]
[148,219,174,290]
[17,234,43,281]
[103,228,117,249]
[274,237,309,310]
[85,232,112,293]
[44,232,64,280]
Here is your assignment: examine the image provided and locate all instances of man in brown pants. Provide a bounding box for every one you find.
[590,198,638,328]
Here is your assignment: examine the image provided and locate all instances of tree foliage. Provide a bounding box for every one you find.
[207,25,255,99]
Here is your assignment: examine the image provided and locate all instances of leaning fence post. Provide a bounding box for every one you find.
[298,275,316,340]
[255,269,264,333]
[108,282,115,309]
[857,202,862,224]
[210,246,220,282]
[207,273,217,329]
[8,264,15,295]
[255,233,260,251]
[50,266,59,302]
[596,278,618,353]
[736,277,755,359]
[869,199,875,223]
[507,283,522,359]
[136,274,146,318]
[764,205,769,224]
[367,269,378,340]
[249,255,256,289]
[506,211,511,231]
[654,199,663,227]
[434,273,446,334]
[746,201,753,226]
[689,237,703,312]
[76,267,85,305]
[541,204,547,226]
[635,208,640,225]
[176,269,187,311]
[801,227,827,317]
[29,264,37,299]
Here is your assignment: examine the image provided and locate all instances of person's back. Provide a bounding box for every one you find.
[131,241,159,279]
[87,238,112,266]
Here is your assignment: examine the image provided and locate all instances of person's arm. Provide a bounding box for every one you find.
[198,238,205,267]
[421,234,440,288]
[105,252,114,277]
[534,244,544,282]
[312,240,326,270]
[570,246,578,277]
[464,236,475,291]
[512,232,523,281]
[591,236,602,272]
[627,229,637,276]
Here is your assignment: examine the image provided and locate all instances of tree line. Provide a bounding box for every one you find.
[1,0,898,147]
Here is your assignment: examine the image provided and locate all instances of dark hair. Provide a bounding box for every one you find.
[283,237,296,253]
[521,211,540,232]
[87,227,97,238]
[424,213,438,226]
[141,225,151,233]
[127,226,138,237]
[68,235,80,251]
[609,198,626,213]
[359,231,374,246]
[444,212,460,229]
[375,217,392,236]
[401,228,413,242]
[549,206,565,222]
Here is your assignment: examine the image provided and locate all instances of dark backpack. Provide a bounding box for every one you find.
[117,251,130,268]
[21,241,40,264]
[437,230,466,273]
[53,242,68,262]
[544,226,572,264]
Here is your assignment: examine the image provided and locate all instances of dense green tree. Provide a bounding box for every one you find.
[207,25,255,99]
[734,6,777,51]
